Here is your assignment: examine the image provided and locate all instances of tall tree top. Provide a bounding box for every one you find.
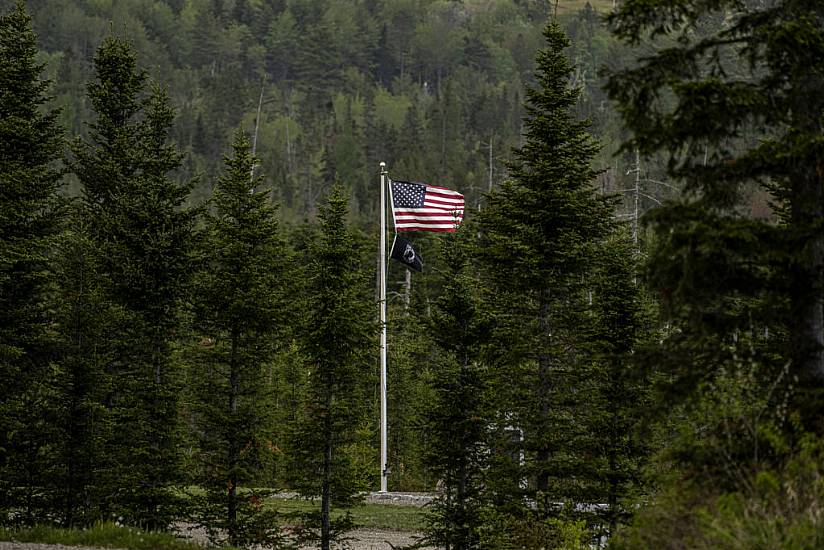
[212,130,273,219]
[0,1,62,171]
[88,33,146,131]
[480,21,612,291]
[0,3,48,118]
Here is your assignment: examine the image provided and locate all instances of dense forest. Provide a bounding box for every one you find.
[2,0,824,548]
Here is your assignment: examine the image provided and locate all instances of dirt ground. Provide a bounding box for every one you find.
[0,529,429,550]
[0,493,435,550]
[323,527,427,549]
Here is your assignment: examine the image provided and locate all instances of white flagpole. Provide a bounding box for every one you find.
[379,162,388,493]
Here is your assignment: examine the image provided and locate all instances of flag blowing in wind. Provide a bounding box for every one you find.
[391,180,464,232]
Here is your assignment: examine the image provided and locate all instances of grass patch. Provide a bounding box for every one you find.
[0,522,233,550]
[0,498,426,549]
[555,0,615,14]
[271,498,427,531]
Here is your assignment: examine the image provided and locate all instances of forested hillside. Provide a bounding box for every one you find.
[27,0,630,218]
[4,0,824,549]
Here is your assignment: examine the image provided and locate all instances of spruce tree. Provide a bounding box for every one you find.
[421,225,492,550]
[587,230,654,536]
[386,308,431,490]
[189,130,289,548]
[606,0,824,426]
[476,20,614,526]
[0,1,63,524]
[71,34,196,528]
[287,186,375,550]
[604,1,824,543]
[50,207,120,526]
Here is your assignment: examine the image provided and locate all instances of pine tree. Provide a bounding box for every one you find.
[421,225,492,550]
[476,20,614,525]
[71,33,196,528]
[189,130,290,548]
[0,1,64,524]
[287,186,376,550]
[606,0,824,426]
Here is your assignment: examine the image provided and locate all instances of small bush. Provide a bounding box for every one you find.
[610,436,824,550]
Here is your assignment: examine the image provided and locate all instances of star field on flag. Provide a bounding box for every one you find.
[391,180,464,232]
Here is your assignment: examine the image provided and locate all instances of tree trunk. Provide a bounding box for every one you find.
[536,288,552,500]
[790,179,824,378]
[228,329,239,546]
[321,366,333,550]
[457,456,467,550]
[403,269,411,312]
[789,76,824,386]
[66,395,79,526]
[607,366,619,535]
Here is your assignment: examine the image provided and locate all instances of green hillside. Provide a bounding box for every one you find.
[24,0,635,223]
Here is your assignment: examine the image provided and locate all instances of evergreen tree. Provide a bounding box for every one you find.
[421,225,492,550]
[604,1,824,544]
[587,230,654,536]
[50,207,120,526]
[189,130,290,548]
[386,308,432,491]
[287,186,375,550]
[476,19,614,527]
[606,0,824,425]
[0,1,63,524]
[71,33,196,528]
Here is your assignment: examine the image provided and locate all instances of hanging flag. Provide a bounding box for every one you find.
[390,235,423,272]
[391,180,464,232]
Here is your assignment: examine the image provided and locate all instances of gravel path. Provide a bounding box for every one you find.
[320,528,428,549]
[0,545,107,550]
[0,529,430,550]
[0,493,436,550]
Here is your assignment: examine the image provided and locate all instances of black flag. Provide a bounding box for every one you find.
[390,235,423,272]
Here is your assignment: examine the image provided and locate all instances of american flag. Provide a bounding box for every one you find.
[391,180,464,232]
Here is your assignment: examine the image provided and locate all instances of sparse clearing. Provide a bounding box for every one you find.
[0,532,433,550]
[268,492,430,531]
[0,495,432,550]
[555,0,615,14]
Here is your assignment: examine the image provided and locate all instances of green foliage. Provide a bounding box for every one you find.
[607,331,798,548]
[188,130,292,548]
[0,0,64,525]
[611,435,824,550]
[188,490,286,550]
[420,224,493,550]
[587,230,656,534]
[25,0,624,218]
[0,521,232,550]
[71,32,196,529]
[605,1,824,546]
[385,310,433,491]
[663,334,792,493]
[270,498,426,531]
[476,20,621,534]
[49,207,123,526]
[8,1,800,546]
[474,508,591,550]
[607,0,824,409]
[286,186,377,549]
